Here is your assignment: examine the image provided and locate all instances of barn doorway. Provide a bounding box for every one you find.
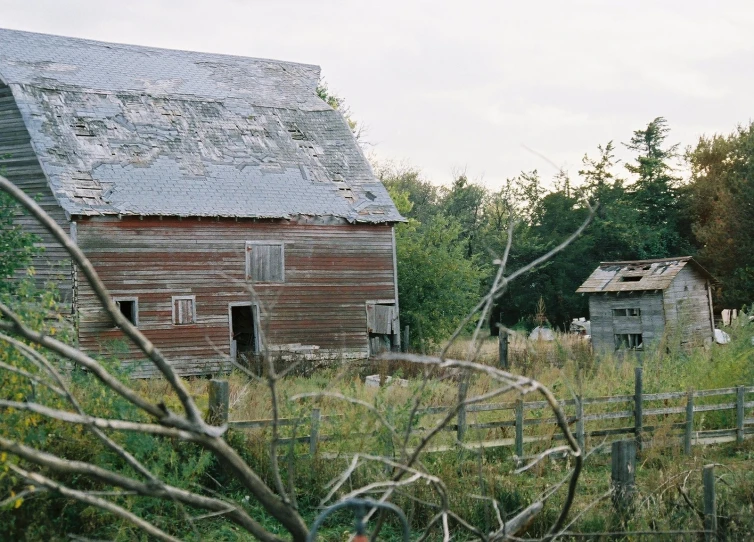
[229,303,259,368]
[366,301,397,356]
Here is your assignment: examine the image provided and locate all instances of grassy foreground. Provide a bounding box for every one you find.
[2,320,753,540]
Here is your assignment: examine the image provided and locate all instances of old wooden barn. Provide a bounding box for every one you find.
[0,28,403,376]
[576,257,716,353]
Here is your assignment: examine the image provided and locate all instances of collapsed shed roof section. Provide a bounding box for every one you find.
[576,257,716,293]
[0,28,402,223]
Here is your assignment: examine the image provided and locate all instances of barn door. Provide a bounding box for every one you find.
[229,303,261,371]
[366,302,397,356]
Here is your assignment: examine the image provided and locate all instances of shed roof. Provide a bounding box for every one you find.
[576,257,716,293]
[0,28,401,222]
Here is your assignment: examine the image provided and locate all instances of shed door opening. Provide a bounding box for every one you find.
[231,305,257,361]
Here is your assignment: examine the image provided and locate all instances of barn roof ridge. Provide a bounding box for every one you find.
[0,28,402,223]
[0,27,323,103]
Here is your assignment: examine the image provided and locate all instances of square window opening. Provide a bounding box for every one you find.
[114,298,138,327]
[614,308,641,317]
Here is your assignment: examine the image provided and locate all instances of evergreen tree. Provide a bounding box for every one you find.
[623,117,690,257]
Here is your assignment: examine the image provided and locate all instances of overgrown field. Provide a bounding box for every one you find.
[3,321,753,541]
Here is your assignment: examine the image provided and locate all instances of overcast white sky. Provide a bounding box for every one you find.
[2,0,753,190]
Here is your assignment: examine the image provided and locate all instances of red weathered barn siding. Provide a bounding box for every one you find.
[75,216,396,376]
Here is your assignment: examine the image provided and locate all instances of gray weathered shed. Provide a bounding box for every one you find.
[576,257,716,352]
[0,28,403,375]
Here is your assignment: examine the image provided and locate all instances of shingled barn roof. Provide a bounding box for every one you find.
[0,28,401,222]
[576,257,716,293]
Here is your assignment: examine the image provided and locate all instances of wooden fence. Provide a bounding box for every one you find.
[220,368,754,458]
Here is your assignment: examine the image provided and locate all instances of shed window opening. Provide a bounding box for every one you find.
[245,242,284,283]
[173,296,196,325]
[613,308,641,317]
[620,276,643,282]
[114,298,138,327]
[615,333,643,350]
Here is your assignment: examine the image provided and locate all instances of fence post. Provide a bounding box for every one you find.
[515,399,524,460]
[611,439,636,517]
[736,385,745,443]
[402,325,410,353]
[634,367,643,450]
[498,329,509,370]
[457,403,467,442]
[703,464,717,541]
[309,408,321,456]
[575,395,585,453]
[684,390,694,455]
[207,379,229,426]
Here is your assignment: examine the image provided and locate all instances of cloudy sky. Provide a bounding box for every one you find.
[3,0,753,189]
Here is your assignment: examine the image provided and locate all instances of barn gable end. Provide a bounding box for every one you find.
[0,28,403,374]
[0,82,73,305]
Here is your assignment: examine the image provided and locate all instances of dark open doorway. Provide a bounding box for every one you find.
[231,305,257,364]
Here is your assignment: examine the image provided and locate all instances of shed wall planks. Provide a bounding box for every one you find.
[662,266,714,347]
[589,293,664,353]
[76,217,396,376]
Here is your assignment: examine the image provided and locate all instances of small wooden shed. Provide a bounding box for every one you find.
[576,257,716,352]
[0,28,403,376]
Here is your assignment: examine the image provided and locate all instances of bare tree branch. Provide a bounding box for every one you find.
[0,437,285,542]
[9,464,182,542]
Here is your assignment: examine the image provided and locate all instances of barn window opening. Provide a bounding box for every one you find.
[114,298,138,327]
[246,242,284,283]
[615,333,643,350]
[172,296,196,325]
[620,276,643,282]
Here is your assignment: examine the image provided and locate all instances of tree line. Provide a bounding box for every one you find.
[378,117,754,345]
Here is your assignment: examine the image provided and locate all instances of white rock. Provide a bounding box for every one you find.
[529,326,555,341]
[365,374,409,388]
[714,329,731,345]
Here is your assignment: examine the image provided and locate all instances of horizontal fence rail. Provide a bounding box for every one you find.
[223,369,754,459]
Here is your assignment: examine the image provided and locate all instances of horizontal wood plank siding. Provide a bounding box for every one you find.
[76,217,396,376]
[0,83,72,304]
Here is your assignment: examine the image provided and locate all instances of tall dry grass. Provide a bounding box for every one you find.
[126,322,754,539]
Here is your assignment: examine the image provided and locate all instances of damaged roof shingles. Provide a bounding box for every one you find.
[576,257,715,293]
[0,28,402,223]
